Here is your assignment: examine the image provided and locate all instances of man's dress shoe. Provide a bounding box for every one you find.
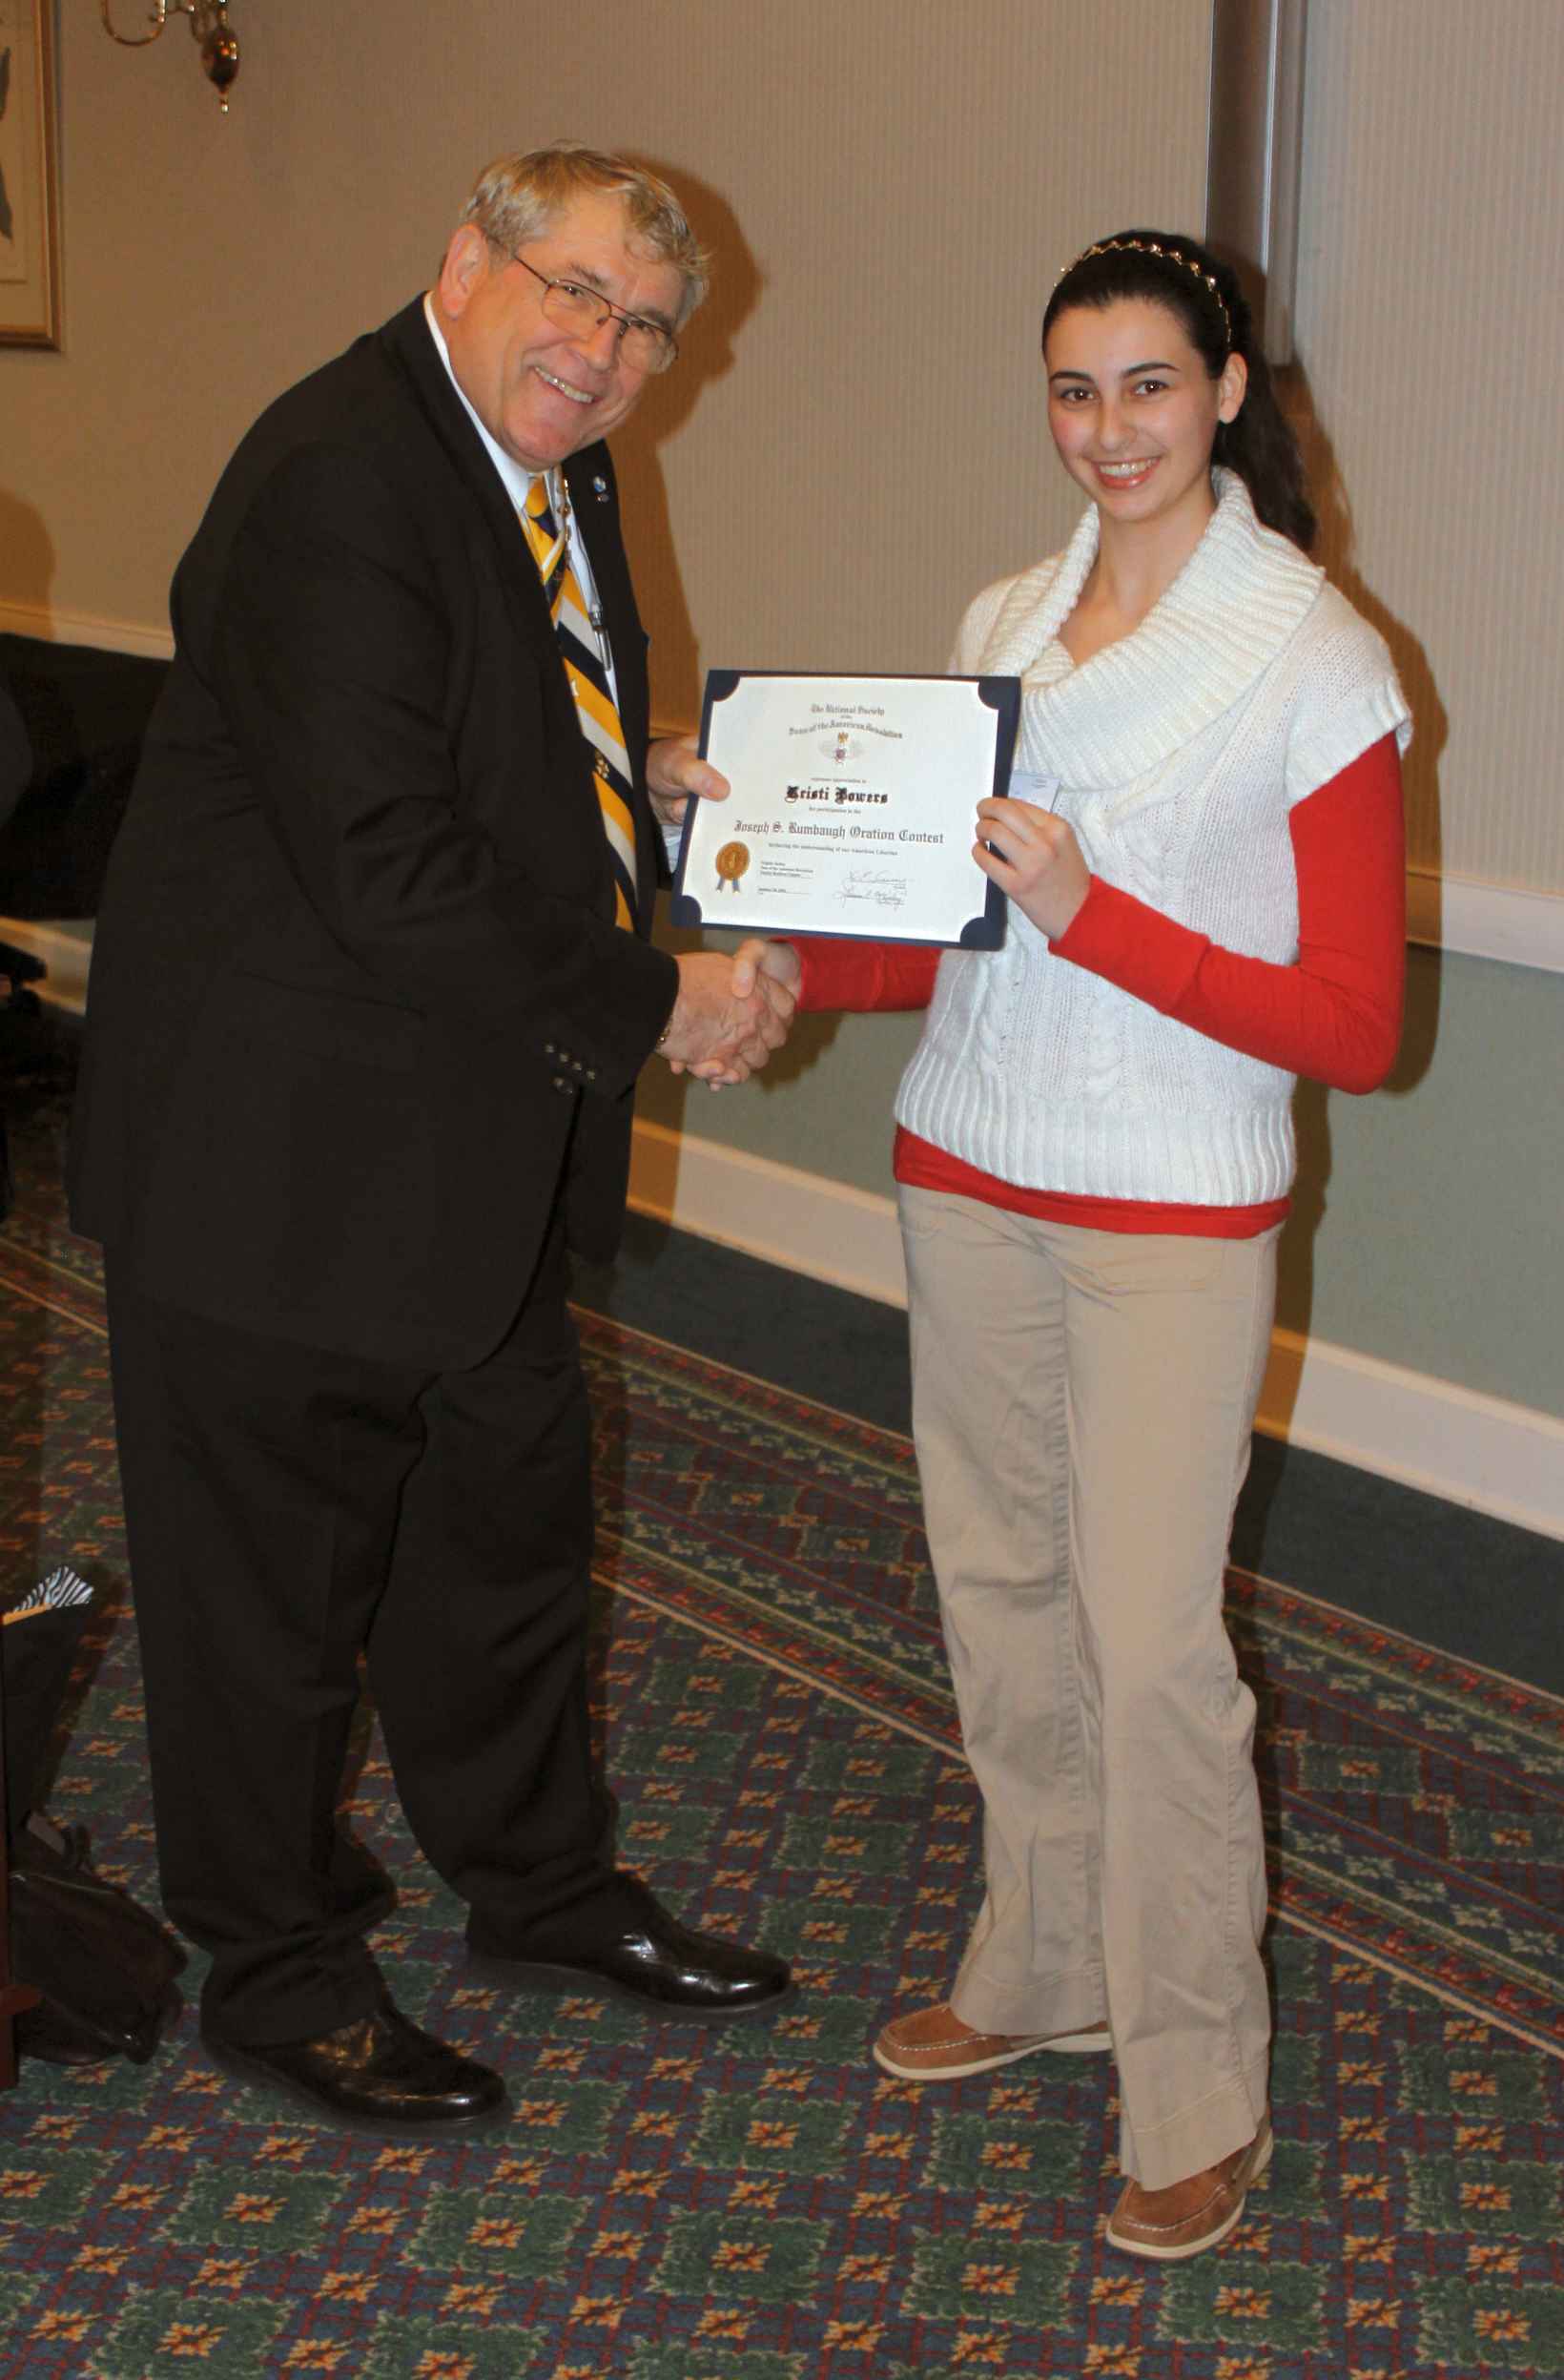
[468,1880,792,2023]
[202,1997,507,2134]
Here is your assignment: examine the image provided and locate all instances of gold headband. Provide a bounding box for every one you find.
[1057,238,1232,348]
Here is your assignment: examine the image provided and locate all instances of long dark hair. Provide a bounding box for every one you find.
[1041,230,1315,551]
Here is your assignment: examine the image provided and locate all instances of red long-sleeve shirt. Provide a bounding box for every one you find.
[792,734,1405,1238]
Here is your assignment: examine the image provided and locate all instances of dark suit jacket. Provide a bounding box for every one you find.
[69,299,679,1368]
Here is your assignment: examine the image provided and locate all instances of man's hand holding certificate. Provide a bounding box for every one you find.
[672,672,1020,948]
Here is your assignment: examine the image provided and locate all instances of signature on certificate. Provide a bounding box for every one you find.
[843,870,910,912]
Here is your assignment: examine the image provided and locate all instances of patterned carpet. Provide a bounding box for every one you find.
[1,1083,1561,2379]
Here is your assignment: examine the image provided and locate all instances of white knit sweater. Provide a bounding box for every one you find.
[895,473,1411,1206]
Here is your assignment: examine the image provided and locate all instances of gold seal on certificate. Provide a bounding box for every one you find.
[671,672,1020,947]
[713,839,751,893]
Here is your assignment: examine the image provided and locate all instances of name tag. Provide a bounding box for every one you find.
[1010,770,1061,811]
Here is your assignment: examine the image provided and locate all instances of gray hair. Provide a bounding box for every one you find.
[461,141,710,328]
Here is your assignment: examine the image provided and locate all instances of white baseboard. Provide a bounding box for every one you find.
[629,1119,910,1309]
[1407,867,1564,977]
[0,597,175,662]
[1253,1326,1564,1542]
[9,922,1559,1540]
[0,918,92,1013]
[628,1120,1564,1544]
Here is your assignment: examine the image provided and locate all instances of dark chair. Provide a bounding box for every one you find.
[0,1700,42,2086]
[0,631,165,923]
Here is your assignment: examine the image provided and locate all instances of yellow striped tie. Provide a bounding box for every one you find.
[521,476,638,930]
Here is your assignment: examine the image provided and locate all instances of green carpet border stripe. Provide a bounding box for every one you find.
[605,1577,962,1761]
[1231,1563,1564,1718]
[599,1532,945,1705]
[1275,1905,1564,2060]
[6,1215,1559,2066]
[1275,1843,1560,2003]
[605,1550,1564,2065]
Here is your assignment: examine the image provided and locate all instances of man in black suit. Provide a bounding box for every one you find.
[69,143,792,2133]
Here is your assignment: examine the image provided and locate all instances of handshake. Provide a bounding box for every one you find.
[659,939,801,1089]
[645,733,802,1090]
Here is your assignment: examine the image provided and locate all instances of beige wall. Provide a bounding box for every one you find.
[2,0,1208,674]
[3,1,1561,1450]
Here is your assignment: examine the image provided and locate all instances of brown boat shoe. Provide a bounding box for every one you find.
[1106,2114,1274,2260]
[873,1999,1111,2080]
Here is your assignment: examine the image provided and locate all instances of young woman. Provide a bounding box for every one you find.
[739,231,1410,2258]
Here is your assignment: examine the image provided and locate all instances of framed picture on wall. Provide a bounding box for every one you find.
[0,0,61,348]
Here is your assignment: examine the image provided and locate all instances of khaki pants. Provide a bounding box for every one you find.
[899,1186,1278,2187]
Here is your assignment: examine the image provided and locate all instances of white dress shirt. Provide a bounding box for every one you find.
[422,294,619,705]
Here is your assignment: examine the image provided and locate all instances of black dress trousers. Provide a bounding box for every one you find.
[104,1220,621,2046]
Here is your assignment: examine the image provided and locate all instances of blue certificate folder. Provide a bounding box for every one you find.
[670,670,1020,949]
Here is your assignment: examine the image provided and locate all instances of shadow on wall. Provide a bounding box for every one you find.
[1271,364,1447,1385]
[0,488,54,628]
[607,159,763,735]
[608,162,775,1169]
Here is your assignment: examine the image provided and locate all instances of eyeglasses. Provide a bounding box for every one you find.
[508,252,679,374]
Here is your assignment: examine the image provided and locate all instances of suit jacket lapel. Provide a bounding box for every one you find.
[378,300,657,924]
[379,299,563,661]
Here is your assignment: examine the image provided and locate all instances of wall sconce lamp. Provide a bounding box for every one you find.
[101,1,240,114]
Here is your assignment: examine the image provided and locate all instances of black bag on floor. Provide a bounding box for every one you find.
[10,1814,184,2065]
[3,1566,94,1824]
[2,1569,182,2063]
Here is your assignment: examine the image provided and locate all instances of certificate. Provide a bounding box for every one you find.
[670,671,1020,947]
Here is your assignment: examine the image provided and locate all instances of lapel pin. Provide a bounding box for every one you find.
[591,475,609,501]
